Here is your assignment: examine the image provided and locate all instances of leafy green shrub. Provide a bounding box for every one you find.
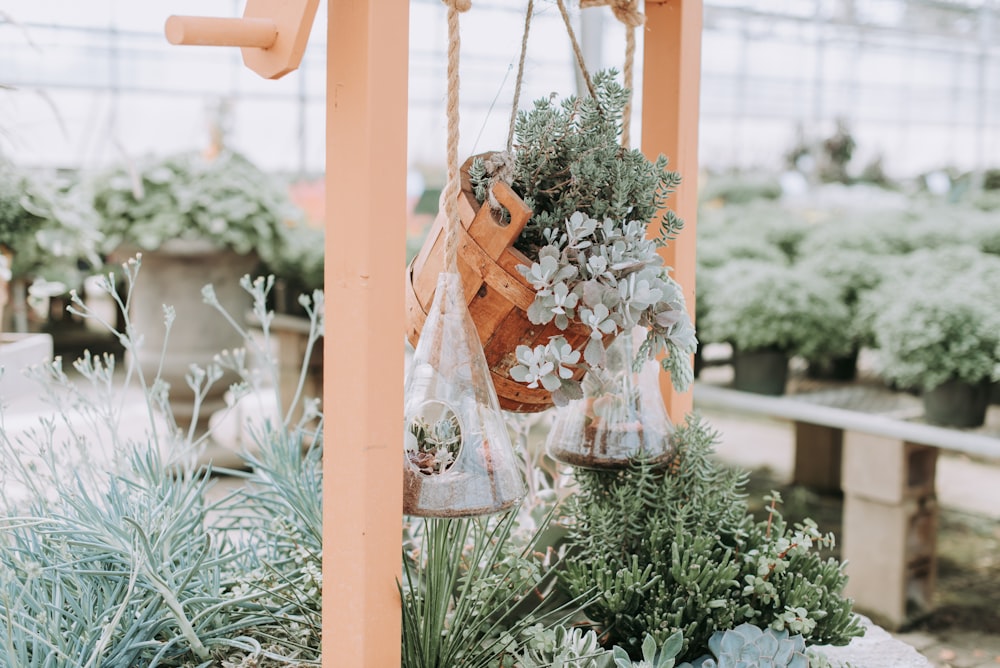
[91,151,301,267]
[699,173,782,206]
[865,251,1000,391]
[698,260,853,361]
[559,416,863,662]
[698,202,808,266]
[0,159,100,283]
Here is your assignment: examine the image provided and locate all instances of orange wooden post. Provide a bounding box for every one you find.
[642,0,703,419]
[324,0,408,665]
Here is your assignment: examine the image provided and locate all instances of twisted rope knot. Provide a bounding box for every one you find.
[443,0,472,12]
[580,0,644,28]
[482,151,516,213]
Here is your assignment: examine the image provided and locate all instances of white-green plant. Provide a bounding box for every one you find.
[698,259,852,360]
[613,632,684,668]
[90,151,301,270]
[0,256,324,666]
[509,211,696,406]
[863,248,1000,391]
[469,71,696,407]
[519,626,616,668]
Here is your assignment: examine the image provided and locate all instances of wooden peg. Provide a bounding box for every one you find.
[164,0,319,80]
[165,16,277,49]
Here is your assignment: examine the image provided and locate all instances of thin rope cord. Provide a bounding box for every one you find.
[555,0,596,100]
[442,0,470,274]
[580,0,644,145]
[622,26,636,147]
[507,0,534,152]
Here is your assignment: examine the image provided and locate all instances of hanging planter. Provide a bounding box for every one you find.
[407,0,695,414]
[403,1,524,518]
[403,273,525,517]
[406,86,696,412]
[546,328,674,469]
[406,156,601,413]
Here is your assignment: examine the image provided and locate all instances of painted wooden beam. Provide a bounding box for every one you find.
[642,0,703,420]
[324,0,408,664]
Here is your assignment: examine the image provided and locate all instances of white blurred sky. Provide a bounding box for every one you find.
[1,0,998,178]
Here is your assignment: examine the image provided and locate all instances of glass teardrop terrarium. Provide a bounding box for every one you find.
[546,327,674,469]
[403,272,525,517]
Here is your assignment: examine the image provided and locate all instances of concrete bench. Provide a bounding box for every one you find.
[694,382,1000,630]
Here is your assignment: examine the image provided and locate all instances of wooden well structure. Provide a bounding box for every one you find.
[165,1,702,663]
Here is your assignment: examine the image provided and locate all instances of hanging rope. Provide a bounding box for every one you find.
[580,0,644,147]
[506,0,534,153]
[442,0,471,274]
[555,0,596,100]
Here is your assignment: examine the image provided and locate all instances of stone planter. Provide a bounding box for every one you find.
[0,333,53,400]
[922,378,991,428]
[732,347,789,396]
[127,240,259,426]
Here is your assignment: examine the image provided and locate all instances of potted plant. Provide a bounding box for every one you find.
[407,71,696,411]
[0,159,101,331]
[90,150,302,424]
[870,256,1000,428]
[793,248,886,380]
[699,259,852,395]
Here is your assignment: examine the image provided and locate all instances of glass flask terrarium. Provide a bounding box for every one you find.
[546,327,674,469]
[403,272,525,517]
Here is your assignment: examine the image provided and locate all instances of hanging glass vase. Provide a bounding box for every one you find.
[403,272,525,517]
[546,327,674,469]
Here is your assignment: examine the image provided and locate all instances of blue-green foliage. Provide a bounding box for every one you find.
[679,624,809,668]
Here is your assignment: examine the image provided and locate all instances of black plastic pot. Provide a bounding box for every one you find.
[922,379,991,428]
[805,349,859,382]
[732,348,790,396]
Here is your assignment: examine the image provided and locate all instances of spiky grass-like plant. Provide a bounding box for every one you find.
[400,507,594,668]
[0,256,324,666]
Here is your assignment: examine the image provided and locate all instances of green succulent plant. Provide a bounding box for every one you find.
[680,624,809,668]
[519,626,616,668]
[613,632,683,668]
[468,70,695,406]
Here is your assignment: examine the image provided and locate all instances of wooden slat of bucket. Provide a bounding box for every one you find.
[407,151,610,412]
[491,371,554,411]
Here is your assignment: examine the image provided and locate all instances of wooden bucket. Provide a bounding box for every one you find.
[406,154,595,413]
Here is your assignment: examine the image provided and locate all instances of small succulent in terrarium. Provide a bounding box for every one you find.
[405,407,462,475]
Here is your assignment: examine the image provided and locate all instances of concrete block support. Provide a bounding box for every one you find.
[792,422,842,493]
[841,432,938,629]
